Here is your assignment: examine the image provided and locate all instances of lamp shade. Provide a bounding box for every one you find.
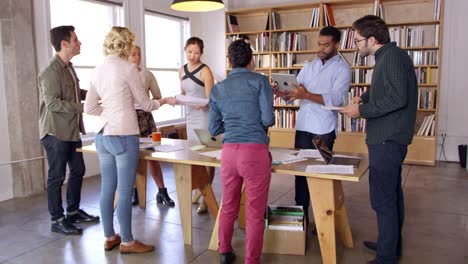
[171,0,224,12]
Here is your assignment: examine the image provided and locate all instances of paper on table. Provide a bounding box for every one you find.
[270,151,307,164]
[297,149,321,158]
[175,94,209,106]
[321,105,344,111]
[305,165,354,174]
[199,149,223,159]
[269,147,299,155]
[152,144,184,152]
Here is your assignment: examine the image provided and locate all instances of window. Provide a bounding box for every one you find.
[49,0,124,132]
[144,11,190,124]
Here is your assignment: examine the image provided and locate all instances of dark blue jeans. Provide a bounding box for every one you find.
[368,141,407,264]
[294,130,336,217]
[41,135,85,221]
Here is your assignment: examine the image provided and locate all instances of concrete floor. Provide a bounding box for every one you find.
[0,162,467,264]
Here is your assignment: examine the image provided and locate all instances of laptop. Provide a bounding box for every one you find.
[312,136,361,167]
[194,128,224,148]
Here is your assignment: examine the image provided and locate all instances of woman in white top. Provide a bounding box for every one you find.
[128,45,175,207]
[84,26,177,254]
[179,37,215,214]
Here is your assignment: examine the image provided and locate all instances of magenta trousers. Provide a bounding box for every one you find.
[218,143,272,264]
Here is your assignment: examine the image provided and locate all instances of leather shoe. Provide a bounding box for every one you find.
[51,218,82,235]
[367,260,379,264]
[104,234,121,251]
[220,251,236,264]
[363,240,401,258]
[67,209,100,223]
[120,240,154,254]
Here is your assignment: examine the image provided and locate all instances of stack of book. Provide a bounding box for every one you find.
[265,205,304,231]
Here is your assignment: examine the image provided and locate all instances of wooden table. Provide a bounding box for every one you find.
[80,138,368,264]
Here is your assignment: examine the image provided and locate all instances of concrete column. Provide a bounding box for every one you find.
[0,0,44,198]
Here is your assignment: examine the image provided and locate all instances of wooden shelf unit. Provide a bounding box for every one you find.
[225,0,443,166]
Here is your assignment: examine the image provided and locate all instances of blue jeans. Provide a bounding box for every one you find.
[368,141,407,264]
[41,135,85,221]
[95,133,139,242]
[294,130,336,217]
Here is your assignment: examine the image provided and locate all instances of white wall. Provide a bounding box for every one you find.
[438,0,468,162]
[0,22,14,201]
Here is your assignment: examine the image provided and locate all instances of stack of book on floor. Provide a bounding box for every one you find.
[265,205,304,231]
[262,205,306,255]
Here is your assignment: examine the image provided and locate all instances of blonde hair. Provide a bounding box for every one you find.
[103,26,135,59]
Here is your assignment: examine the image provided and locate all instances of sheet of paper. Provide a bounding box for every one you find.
[199,149,223,159]
[321,105,344,111]
[270,151,307,164]
[269,147,299,155]
[305,165,354,174]
[333,154,362,159]
[175,94,209,106]
[152,144,184,152]
[297,149,321,158]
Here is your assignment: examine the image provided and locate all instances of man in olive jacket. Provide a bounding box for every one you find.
[39,25,99,236]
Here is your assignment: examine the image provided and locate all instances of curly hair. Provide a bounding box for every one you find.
[103,26,135,59]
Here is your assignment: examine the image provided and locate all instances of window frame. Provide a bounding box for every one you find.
[143,9,190,126]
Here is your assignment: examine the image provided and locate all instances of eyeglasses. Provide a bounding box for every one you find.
[354,38,367,44]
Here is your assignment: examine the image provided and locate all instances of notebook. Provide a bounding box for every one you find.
[194,128,224,148]
[312,136,361,167]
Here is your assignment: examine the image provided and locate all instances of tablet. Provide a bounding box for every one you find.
[271,73,298,92]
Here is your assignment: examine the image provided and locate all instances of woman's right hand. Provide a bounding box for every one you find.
[160,97,179,106]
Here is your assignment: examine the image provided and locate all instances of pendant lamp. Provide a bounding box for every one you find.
[171,0,225,12]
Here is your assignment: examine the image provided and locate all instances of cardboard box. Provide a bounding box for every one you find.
[262,205,306,255]
[262,222,306,255]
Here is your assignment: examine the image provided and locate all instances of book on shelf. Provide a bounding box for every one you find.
[379,3,385,20]
[324,4,336,26]
[309,7,320,27]
[417,114,435,136]
[227,14,239,33]
[434,0,441,20]
[271,12,281,30]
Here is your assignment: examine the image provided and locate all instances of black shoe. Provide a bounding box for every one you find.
[367,260,379,264]
[220,251,236,264]
[51,218,82,235]
[363,241,401,258]
[67,209,100,223]
[156,188,175,207]
[132,187,139,206]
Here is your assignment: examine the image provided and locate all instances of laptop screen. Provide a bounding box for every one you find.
[312,136,333,164]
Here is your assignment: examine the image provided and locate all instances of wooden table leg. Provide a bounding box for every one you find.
[135,160,148,209]
[334,181,353,248]
[308,177,337,264]
[200,183,219,219]
[208,199,222,251]
[114,159,148,209]
[173,163,193,245]
[308,178,354,264]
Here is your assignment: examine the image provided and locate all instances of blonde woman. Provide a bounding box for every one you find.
[85,27,177,254]
[128,45,175,207]
[179,37,215,214]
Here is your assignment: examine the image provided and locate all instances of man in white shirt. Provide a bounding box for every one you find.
[277,26,351,222]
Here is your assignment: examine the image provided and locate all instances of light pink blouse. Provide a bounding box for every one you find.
[84,55,160,135]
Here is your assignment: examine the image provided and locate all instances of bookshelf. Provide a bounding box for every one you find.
[225,0,443,166]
